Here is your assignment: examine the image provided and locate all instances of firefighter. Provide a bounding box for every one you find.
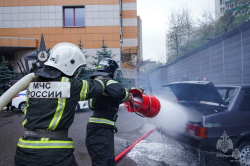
[85,57,130,166]
[14,42,106,166]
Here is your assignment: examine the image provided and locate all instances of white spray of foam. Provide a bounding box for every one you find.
[154,96,188,132]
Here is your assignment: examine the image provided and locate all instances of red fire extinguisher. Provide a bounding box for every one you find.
[124,88,161,118]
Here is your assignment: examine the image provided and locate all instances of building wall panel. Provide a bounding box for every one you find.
[122,26,137,38]
[122,18,137,26]
[0,5,122,28]
[0,26,121,49]
[0,0,140,77]
[122,10,137,18]
[122,0,137,3]
[1,0,120,7]
[122,3,137,10]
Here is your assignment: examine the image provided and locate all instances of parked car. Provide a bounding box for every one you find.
[12,90,89,112]
[12,90,27,112]
[157,81,250,165]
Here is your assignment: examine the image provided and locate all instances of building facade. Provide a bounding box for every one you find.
[215,0,250,20]
[215,0,226,20]
[0,0,140,83]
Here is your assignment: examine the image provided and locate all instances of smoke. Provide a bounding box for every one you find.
[152,94,207,134]
[153,97,188,132]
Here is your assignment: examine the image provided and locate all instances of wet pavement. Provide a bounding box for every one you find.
[0,106,149,166]
[0,105,232,166]
[124,129,231,166]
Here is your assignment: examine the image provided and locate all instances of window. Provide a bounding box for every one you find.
[239,89,250,112]
[220,0,223,5]
[63,7,85,27]
[220,8,225,13]
[217,87,237,106]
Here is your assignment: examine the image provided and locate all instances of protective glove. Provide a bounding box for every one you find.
[130,87,144,94]
[113,126,118,133]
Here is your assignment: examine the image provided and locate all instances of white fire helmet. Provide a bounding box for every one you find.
[45,42,86,76]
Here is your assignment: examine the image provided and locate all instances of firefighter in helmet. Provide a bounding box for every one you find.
[85,57,130,166]
[14,42,106,166]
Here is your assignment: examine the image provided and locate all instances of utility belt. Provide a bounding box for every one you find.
[25,129,68,138]
[88,117,118,133]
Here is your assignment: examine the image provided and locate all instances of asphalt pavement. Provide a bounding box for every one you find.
[0,106,152,166]
[0,103,231,166]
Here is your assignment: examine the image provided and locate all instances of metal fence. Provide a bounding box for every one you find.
[148,20,250,92]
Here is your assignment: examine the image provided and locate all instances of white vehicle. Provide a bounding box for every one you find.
[12,90,27,112]
[12,90,89,112]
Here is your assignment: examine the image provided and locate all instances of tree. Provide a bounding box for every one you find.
[196,11,218,45]
[0,56,15,95]
[166,1,249,64]
[91,40,116,67]
[218,0,250,32]
[168,9,183,57]
[180,7,194,53]
[167,7,194,63]
[114,70,126,86]
[78,40,125,84]
[77,39,94,80]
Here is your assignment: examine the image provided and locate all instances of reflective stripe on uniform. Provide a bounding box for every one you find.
[121,90,129,102]
[24,97,29,116]
[22,119,27,127]
[17,138,74,149]
[80,80,88,101]
[48,77,69,130]
[95,79,105,91]
[41,138,49,141]
[107,80,118,86]
[89,98,94,109]
[22,97,29,127]
[89,117,115,126]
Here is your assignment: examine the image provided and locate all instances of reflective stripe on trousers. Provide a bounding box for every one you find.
[89,117,115,126]
[17,138,74,149]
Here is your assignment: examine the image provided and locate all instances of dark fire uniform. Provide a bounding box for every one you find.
[15,76,105,166]
[85,77,129,166]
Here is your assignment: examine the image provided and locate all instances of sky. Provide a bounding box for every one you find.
[137,0,215,63]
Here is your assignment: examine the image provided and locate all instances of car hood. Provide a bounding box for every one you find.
[164,81,226,105]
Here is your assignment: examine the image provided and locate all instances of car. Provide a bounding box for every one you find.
[12,90,89,112]
[156,81,250,165]
[12,90,27,112]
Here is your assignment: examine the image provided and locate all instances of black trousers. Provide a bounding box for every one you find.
[6,101,13,111]
[14,153,78,166]
[85,123,115,166]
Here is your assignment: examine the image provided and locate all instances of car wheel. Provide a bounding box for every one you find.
[75,103,80,112]
[19,102,27,112]
[238,141,250,166]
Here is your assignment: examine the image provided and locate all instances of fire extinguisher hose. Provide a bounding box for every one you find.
[0,73,38,111]
[115,128,154,163]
